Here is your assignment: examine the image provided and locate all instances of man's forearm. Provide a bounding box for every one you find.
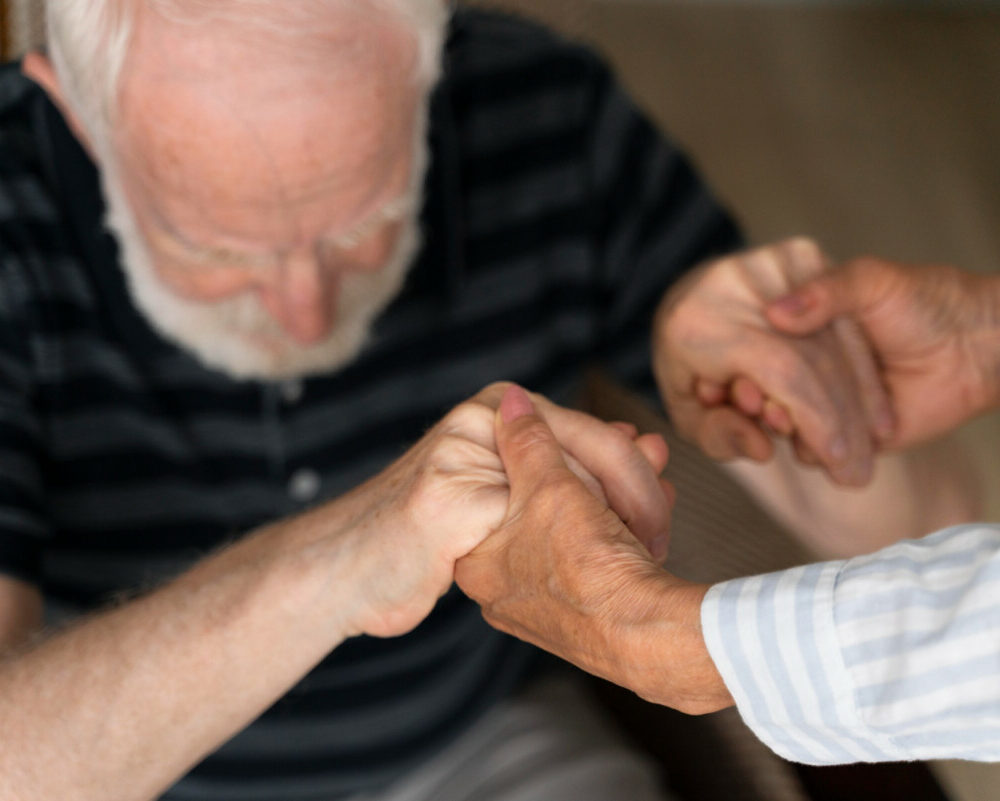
[0,504,367,801]
[0,384,602,800]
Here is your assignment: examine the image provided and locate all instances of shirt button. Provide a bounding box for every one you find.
[288,468,321,503]
[281,380,304,404]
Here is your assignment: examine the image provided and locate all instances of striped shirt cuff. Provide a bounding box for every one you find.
[701,563,911,764]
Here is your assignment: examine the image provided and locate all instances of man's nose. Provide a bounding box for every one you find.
[263,249,337,345]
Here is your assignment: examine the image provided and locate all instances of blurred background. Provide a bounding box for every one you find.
[2,1,999,799]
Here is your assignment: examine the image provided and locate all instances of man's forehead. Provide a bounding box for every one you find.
[112,2,421,235]
[127,1,417,78]
[118,70,407,194]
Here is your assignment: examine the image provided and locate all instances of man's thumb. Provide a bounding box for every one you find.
[495,385,571,510]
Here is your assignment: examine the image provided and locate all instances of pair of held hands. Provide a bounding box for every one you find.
[344,239,1000,712]
[657,237,998,486]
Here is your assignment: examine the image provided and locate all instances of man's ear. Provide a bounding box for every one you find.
[22,50,95,154]
[21,51,62,102]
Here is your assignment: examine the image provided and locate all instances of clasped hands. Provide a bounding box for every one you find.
[347,239,999,712]
[653,237,999,481]
[344,378,721,711]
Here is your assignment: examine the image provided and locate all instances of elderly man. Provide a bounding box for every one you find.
[0,1,977,800]
[458,258,1000,764]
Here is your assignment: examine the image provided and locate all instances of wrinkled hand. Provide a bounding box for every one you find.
[654,238,892,486]
[456,386,731,714]
[767,257,1000,449]
[342,382,673,639]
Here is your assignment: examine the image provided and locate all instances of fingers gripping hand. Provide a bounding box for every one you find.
[531,403,673,559]
[455,386,676,694]
[655,237,890,486]
[481,386,673,559]
[349,383,672,639]
[767,258,1000,448]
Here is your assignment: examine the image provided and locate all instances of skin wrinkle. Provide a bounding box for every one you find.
[120,1,415,237]
[117,62,410,247]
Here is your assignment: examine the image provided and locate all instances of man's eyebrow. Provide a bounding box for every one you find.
[150,189,412,260]
[156,220,276,264]
[325,192,413,248]
[144,202,274,261]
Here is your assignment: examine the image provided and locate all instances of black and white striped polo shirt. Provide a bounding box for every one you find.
[0,10,740,801]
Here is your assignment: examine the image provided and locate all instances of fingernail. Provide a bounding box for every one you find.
[770,292,809,316]
[500,385,535,423]
[829,435,848,463]
[650,535,669,563]
[876,410,896,441]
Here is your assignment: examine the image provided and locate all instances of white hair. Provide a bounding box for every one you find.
[44,0,450,150]
[43,0,446,381]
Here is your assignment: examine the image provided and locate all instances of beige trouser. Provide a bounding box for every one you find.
[353,674,674,801]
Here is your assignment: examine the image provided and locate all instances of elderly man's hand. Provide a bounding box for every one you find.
[767,257,1000,449]
[653,238,892,486]
[456,386,731,714]
[340,382,673,640]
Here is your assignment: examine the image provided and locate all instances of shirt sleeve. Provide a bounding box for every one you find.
[585,67,743,399]
[701,524,1000,764]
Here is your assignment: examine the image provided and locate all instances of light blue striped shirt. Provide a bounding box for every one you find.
[701,524,1000,764]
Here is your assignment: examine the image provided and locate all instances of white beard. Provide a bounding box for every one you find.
[99,146,427,382]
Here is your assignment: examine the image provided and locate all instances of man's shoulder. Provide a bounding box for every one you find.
[0,61,37,113]
[447,9,607,86]
[0,61,45,158]
[0,63,74,308]
[0,62,53,205]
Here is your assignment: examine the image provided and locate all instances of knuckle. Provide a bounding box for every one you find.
[533,472,582,510]
[759,346,806,390]
[783,235,822,258]
[509,418,554,450]
[660,299,713,346]
[782,236,827,279]
[595,422,634,454]
[444,400,492,434]
[424,432,461,462]
[606,428,641,468]
[406,460,445,504]
[477,381,514,406]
